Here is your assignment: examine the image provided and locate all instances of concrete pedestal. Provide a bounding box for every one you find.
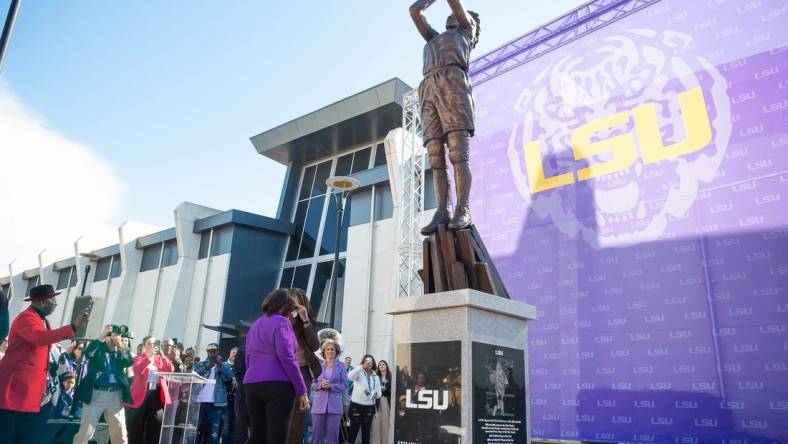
[385,289,536,444]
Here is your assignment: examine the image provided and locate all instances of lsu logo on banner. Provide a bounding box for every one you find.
[507,29,732,248]
[523,86,711,193]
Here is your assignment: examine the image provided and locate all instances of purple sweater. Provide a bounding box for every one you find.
[243,313,307,396]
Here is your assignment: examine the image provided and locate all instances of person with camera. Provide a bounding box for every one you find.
[72,324,134,444]
[126,335,174,444]
[162,339,185,372]
[193,342,234,444]
[0,284,89,444]
[346,355,381,444]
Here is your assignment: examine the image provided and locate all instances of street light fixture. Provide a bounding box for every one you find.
[325,175,360,329]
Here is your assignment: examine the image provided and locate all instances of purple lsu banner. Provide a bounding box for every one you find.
[469,0,788,442]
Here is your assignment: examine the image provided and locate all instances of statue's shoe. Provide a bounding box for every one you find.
[421,209,451,235]
[448,206,471,230]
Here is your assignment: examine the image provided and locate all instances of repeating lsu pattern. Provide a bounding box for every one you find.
[470,0,788,442]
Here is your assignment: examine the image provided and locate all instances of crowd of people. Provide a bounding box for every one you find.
[0,284,394,444]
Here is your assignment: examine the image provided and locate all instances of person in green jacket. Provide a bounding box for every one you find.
[72,324,134,444]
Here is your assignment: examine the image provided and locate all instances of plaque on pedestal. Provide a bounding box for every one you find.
[394,341,462,443]
[472,342,527,443]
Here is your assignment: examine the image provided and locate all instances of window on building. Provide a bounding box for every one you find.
[69,267,78,287]
[140,244,162,272]
[56,266,77,290]
[349,187,372,227]
[25,275,41,296]
[286,201,309,262]
[351,147,371,174]
[161,240,178,267]
[291,264,312,292]
[94,254,121,282]
[0,283,10,300]
[310,259,346,329]
[335,154,353,177]
[299,165,316,200]
[279,267,295,288]
[198,232,211,259]
[282,141,385,329]
[374,182,394,221]
[109,254,122,279]
[311,161,332,197]
[373,143,387,167]
[298,195,325,260]
[94,257,111,282]
[320,194,351,255]
[210,226,233,256]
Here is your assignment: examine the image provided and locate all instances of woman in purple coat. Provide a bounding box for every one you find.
[244,289,310,443]
[310,339,347,444]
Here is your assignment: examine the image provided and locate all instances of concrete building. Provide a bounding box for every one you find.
[2,202,294,353]
[2,77,426,363]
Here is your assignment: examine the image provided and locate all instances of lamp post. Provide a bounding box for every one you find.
[0,0,21,73]
[325,176,360,329]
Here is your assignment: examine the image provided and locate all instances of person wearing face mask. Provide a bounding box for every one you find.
[346,354,381,444]
[0,284,89,444]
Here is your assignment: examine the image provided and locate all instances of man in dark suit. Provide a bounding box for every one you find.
[0,284,89,444]
[72,325,133,444]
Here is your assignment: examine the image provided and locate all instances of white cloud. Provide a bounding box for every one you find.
[0,81,126,273]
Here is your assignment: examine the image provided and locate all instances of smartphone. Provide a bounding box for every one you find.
[291,310,298,319]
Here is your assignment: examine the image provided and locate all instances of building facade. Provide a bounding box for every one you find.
[2,78,428,363]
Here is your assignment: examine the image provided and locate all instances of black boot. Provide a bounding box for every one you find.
[448,161,472,230]
[421,168,451,235]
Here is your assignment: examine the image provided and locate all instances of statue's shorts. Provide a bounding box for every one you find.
[418,64,475,146]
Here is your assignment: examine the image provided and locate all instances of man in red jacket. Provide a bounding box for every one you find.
[0,284,89,444]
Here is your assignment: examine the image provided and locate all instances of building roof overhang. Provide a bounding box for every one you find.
[250,78,412,165]
[135,228,177,249]
[193,209,295,236]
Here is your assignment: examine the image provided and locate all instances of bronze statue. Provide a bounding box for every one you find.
[410,0,480,235]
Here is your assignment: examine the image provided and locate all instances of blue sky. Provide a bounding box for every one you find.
[0,0,586,267]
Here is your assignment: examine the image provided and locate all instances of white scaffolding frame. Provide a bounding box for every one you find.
[396,90,426,299]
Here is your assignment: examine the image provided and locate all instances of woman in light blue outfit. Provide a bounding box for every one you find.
[310,340,347,444]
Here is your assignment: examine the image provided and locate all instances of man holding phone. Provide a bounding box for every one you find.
[193,343,234,444]
[0,284,89,444]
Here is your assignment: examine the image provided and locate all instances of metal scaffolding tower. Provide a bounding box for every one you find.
[469,0,660,85]
[396,90,426,299]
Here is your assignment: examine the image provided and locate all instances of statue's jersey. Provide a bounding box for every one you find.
[422,26,474,74]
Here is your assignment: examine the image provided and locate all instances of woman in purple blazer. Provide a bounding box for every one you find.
[244,288,310,443]
[310,339,347,444]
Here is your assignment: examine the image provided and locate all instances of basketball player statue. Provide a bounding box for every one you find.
[410,0,480,235]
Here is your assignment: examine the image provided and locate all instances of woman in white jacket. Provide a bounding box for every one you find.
[346,354,381,444]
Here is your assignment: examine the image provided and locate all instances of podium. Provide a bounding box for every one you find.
[158,372,215,444]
